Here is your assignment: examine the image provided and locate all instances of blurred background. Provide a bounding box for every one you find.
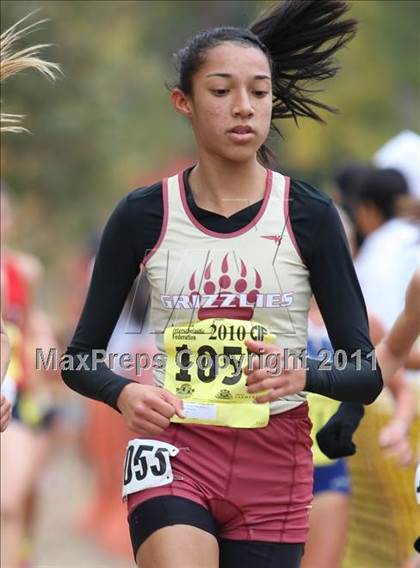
[1,1,419,567]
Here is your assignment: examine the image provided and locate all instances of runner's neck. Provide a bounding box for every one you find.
[188,159,267,218]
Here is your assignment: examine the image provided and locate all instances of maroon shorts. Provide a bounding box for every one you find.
[127,403,313,543]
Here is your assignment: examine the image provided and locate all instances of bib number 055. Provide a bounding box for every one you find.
[122,439,179,500]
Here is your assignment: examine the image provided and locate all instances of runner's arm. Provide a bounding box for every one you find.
[376,269,420,382]
[61,195,144,410]
[300,199,383,404]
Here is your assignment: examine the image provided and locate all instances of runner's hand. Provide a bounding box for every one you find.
[316,402,364,459]
[0,394,12,432]
[404,269,420,325]
[117,383,185,436]
[379,419,412,466]
[244,339,306,402]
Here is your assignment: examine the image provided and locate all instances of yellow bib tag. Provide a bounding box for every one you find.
[164,318,275,428]
[5,322,24,385]
[307,393,340,466]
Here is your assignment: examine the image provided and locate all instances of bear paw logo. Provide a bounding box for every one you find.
[189,253,262,321]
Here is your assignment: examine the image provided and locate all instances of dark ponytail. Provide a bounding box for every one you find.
[173,1,357,167]
[250,0,357,123]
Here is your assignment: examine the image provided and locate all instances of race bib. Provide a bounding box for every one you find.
[164,318,275,428]
[5,322,24,385]
[122,439,179,500]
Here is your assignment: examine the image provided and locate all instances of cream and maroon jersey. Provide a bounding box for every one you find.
[65,166,381,412]
[143,169,311,415]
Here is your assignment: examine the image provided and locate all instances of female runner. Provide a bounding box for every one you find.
[301,211,416,568]
[303,296,416,568]
[0,13,59,440]
[62,2,383,567]
[314,268,419,568]
[0,14,60,567]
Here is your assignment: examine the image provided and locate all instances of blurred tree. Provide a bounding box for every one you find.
[276,0,419,184]
[1,1,260,248]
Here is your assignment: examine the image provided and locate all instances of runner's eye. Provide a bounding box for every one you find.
[211,89,229,96]
[254,91,269,97]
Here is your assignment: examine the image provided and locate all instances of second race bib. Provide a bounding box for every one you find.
[122,439,179,500]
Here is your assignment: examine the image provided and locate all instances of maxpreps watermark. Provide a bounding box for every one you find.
[36,347,377,376]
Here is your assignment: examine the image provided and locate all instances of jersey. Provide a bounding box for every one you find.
[63,166,382,413]
[143,170,311,418]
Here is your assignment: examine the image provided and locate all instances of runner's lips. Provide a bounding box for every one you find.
[228,125,255,134]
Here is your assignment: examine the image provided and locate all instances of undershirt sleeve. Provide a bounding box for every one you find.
[290,185,383,404]
[61,194,156,410]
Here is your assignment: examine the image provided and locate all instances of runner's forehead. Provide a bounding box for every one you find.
[197,43,271,80]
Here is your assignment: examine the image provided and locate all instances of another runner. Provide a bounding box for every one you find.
[302,284,415,568]
[62,2,383,567]
[314,268,419,567]
[0,15,59,567]
[1,189,60,568]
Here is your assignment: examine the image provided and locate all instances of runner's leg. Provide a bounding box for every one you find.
[131,496,219,568]
[300,492,349,568]
[137,525,219,568]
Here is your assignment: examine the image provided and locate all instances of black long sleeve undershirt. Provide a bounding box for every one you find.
[301,192,382,404]
[61,169,383,410]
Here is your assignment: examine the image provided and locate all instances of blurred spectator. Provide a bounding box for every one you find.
[333,162,371,220]
[354,167,419,331]
[373,131,420,199]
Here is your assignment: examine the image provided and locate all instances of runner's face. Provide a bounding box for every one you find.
[177,43,272,163]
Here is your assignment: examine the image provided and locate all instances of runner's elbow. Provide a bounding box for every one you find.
[362,366,383,405]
